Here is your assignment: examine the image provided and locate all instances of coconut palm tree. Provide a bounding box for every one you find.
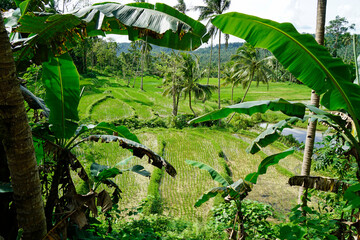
[174,0,187,14]
[222,61,241,104]
[180,53,217,117]
[299,0,327,207]
[0,14,47,240]
[162,52,185,116]
[195,0,231,109]
[139,39,152,91]
[231,43,272,103]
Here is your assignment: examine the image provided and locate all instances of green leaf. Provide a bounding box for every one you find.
[129,165,151,177]
[189,98,305,124]
[344,184,360,210]
[75,122,140,144]
[94,122,140,143]
[84,135,176,177]
[15,14,83,62]
[194,186,227,207]
[114,156,134,167]
[90,163,121,183]
[42,52,80,139]
[247,117,301,154]
[186,160,229,187]
[245,148,295,184]
[212,12,360,131]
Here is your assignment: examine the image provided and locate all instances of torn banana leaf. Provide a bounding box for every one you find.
[83,135,176,177]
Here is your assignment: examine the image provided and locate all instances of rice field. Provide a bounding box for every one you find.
[75,73,311,222]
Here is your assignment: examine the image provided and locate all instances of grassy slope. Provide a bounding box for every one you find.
[77,73,313,221]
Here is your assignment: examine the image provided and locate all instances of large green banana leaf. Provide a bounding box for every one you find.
[211,12,360,131]
[72,2,209,50]
[189,98,305,124]
[245,148,295,184]
[185,160,229,187]
[13,2,208,58]
[42,52,80,139]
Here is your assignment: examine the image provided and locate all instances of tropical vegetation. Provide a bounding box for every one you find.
[0,0,360,239]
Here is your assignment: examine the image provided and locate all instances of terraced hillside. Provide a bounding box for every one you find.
[75,72,310,222]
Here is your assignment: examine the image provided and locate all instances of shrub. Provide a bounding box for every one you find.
[209,200,278,239]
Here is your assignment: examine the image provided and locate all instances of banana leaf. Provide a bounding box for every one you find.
[13,2,209,61]
[73,2,209,50]
[212,12,360,133]
[42,52,80,139]
[189,98,305,124]
[186,160,229,187]
[83,135,176,177]
[245,148,295,184]
[247,117,301,154]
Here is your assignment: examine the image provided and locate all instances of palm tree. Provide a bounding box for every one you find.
[231,43,272,103]
[162,52,185,116]
[221,61,241,104]
[180,53,216,117]
[195,0,231,109]
[174,0,187,14]
[299,0,327,207]
[140,39,152,91]
[0,14,47,240]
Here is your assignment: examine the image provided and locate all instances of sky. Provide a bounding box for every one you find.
[90,0,360,45]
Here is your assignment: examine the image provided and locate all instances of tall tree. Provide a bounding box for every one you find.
[140,39,152,91]
[222,61,241,104]
[231,43,271,103]
[298,0,327,206]
[325,15,355,57]
[162,52,184,116]
[180,53,216,116]
[195,0,231,110]
[0,13,47,239]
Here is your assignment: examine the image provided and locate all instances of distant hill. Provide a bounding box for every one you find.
[116,42,244,68]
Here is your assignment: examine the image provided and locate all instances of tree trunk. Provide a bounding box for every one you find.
[298,0,326,206]
[140,48,144,91]
[0,14,47,239]
[172,62,177,116]
[240,73,254,103]
[231,83,234,104]
[207,36,213,85]
[217,32,221,110]
[189,90,196,117]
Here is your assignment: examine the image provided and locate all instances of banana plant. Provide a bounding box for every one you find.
[186,149,294,240]
[10,2,209,66]
[189,12,360,237]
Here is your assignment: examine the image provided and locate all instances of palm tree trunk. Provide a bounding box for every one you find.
[231,83,235,104]
[140,46,144,91]
[0,14,47,239]
[172,63,177,116]
[227,73,254,124]
[207,36,213,85]
[217,32,221,110]
[298,0,326,206]
[240,73,254,103]
[189,91,196,117]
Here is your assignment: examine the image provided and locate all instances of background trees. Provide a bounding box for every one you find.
[195,0,231,109]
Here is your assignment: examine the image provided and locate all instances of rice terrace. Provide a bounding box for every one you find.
[1,0,360,239]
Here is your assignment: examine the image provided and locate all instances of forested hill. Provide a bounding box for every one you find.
[116,42,244,67]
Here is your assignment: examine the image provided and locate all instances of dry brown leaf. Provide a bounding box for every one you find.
[97,190,113,212]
